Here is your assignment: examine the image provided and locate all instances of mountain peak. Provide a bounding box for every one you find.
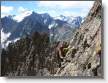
[13,10,32,22]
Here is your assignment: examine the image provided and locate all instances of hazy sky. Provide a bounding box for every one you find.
[1,1,94,18]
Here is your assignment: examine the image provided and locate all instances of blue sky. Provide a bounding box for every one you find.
[1,1,94,21]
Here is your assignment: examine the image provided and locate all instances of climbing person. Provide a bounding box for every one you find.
[56,41,69,67]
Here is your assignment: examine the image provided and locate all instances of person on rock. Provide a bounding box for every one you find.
[56,41,69,67]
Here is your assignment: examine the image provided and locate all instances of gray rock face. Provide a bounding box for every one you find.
[55,0,102,77]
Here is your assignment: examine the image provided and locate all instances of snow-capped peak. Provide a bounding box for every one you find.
[54,15,66,21]
[54,15,82,23]
[13,10,32,22]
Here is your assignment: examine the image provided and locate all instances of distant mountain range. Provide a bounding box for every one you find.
[1,12,83,48]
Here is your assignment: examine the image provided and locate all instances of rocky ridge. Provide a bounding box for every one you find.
[55,0,102,77]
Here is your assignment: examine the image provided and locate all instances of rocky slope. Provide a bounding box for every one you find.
[1,32,51,76]
[55,0,102,77]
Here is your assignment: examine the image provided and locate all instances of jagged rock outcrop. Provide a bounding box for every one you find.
[1,31,63,76]
[1,32,50,76]
[55,0,102,77]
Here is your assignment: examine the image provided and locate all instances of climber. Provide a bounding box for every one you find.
[56,41,69,67]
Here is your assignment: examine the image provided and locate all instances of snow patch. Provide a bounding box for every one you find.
[1,37,20,48]
[13,38,20,42]
[49,24,54,29]
[13,10,32,22]
[1,29,20,48]
[48,21,58,29]
[1,29,11,44]
[5,41,12,47]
